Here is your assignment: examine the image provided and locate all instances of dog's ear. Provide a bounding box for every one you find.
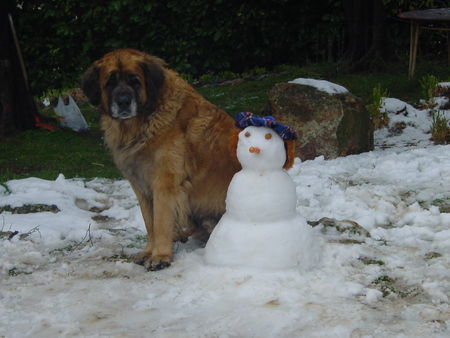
[81,63,101,106]
[283,140,296,169]
[229,128,241,161]
[140,57,165,103]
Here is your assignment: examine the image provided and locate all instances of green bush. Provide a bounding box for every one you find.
[419,74,439,101]
[430,110,450,144]
[367,84,389,129]
[13,0,442,96]
[15,0,345,95]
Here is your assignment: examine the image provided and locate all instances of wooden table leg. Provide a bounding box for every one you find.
[409,22,420,78]
[409,22,413,77]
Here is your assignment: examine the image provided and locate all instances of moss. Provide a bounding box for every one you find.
[0,204,60,214]
[424,252,442,260]
[8,267,32,277]
[359,257,385,265]
[336,94,373,156]
[103,254,134,263]
[371,275,413,298]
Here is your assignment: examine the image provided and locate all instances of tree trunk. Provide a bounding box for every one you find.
[0,0,36,137]
[339,0,387,71]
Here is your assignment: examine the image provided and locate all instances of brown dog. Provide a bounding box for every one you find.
[82,49,240,270]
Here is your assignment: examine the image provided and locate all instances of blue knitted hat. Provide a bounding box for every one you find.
[235,112,297,141]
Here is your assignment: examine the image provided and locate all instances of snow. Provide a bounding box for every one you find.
[1,85,450,337]
[375,97,450,149]
[438,82,450,88]
[288,78,349,94]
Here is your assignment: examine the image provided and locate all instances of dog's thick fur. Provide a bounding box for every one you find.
[82,49,240,270]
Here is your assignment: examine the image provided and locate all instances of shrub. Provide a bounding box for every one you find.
[14,0,346,95]
[419,74,439,101]
[430,110,450,144]
[367,83,389,129]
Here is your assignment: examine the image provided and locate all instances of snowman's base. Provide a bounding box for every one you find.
[204,214,321,270]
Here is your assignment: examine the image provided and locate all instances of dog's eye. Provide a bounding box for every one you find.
[265,133,272,140]
[105,73,118,88]
[128,74,141,87]
[245,132,251,137]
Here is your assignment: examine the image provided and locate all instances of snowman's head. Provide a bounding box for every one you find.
[232,126,295,171]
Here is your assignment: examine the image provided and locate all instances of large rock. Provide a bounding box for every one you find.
[264,81,373,161]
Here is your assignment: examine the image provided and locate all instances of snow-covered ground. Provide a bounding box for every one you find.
[1,87,450,337]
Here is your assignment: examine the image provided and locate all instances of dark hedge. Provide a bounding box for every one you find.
[13,0,345,94]
[12,0,439,95]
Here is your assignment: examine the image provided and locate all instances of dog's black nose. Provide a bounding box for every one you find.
[116,94,132,110]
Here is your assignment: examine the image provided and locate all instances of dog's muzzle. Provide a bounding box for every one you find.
[111,90,137,119]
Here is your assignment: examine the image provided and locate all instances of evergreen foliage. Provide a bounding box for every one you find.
[12,0,442,95]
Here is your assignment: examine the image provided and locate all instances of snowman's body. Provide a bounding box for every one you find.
[204,126,320,270]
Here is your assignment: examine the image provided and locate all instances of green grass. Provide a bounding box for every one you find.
[197,68,310,115]
[0,129,120,181]
[1,60,450,182]
[199,59,450,116]
[0,103,120,182]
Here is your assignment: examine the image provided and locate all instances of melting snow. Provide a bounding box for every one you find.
[288,78,349,94]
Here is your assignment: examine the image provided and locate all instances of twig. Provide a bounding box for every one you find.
[73,223,94,249]
[1,215,13,233]
[20,225,42,239]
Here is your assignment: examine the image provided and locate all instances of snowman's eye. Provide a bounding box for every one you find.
[245,132,251,137]
[265,133,272,140]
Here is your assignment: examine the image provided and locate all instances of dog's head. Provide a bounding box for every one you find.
[81,49,165,119]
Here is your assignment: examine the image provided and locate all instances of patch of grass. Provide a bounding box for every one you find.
[218,70,240,80]
[431,197,450,213]
[372,275,394,284]
[242,67,267,78]
[0,204,59,214]
[419,74,439,101]
[103,253,134,263]
[424,252,442,260]
[359,257,385,266]
[0,128,121,181]
[430,110,450,144]
[49,244,76,255]
[371,275,413,298]
[0,102,121,182]
[135,234,147,242]
[198,68,308,116]
[36,88,68,104]
[8,267,32,277]
[367,84,389,129]
[336,60,450,104]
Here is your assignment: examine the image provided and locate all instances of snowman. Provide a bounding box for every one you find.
[204,112,321,270]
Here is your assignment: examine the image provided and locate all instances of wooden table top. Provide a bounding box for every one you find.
[398,8,450,22]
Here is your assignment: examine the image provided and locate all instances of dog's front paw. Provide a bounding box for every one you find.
[146,255,172,271]
[134,250,152,266]
[134,251,172,271]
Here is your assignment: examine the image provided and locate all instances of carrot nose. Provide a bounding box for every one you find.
[249,146,261,154]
